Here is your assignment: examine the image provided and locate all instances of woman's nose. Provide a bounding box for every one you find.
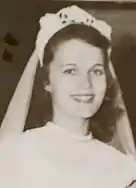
[79,73,92,89]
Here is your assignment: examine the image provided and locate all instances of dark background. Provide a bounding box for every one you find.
[0,1,136,141]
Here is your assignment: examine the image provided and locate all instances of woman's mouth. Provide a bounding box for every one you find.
[71,94,95,103]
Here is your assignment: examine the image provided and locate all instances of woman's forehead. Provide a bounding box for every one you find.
[52,39,105,67]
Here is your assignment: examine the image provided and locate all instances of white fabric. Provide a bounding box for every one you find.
[0,121,136,188]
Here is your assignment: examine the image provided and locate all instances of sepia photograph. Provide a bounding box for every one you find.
[0,1,136,187]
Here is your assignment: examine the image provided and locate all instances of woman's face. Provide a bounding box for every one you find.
[46,39,107,119]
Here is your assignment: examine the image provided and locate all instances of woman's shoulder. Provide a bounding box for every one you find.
[0,132,23,187]
[0,125,48,185]
[95,138,136,170]
[0,124,48,159]
[0,125,43,145]
[23,123,49,143]
[93,139,136,188]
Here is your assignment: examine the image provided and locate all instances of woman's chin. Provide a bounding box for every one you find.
[72,106,100,119]
[76,112,95,119]
[69,108,97,119]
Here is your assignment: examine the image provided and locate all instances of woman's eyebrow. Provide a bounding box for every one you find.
[60,63,77,67]
[91,63,104,69]
[93,63,104,67]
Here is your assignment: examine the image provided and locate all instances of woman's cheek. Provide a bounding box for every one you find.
[92,75,107,95]
[51,74,74,93]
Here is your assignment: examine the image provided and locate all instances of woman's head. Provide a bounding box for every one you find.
[42,24,110,119]
[34,8,123,142]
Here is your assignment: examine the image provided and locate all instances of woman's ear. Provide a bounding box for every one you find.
[44,81,52,93]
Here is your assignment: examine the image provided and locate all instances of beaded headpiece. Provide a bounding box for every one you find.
[36,5,112,67]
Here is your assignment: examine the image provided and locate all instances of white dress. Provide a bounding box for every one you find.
[0,121,136,188]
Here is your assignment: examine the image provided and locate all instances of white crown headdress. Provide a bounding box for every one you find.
[36,5,112,67]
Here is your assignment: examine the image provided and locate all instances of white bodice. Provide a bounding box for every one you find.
[0,122,136,188]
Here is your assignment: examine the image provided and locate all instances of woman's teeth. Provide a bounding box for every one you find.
[71,94,94,103]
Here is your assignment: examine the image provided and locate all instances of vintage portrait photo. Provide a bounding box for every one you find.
[0,1,136,187]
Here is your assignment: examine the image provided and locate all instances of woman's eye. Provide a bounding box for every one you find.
[92,69,104,76]
[63,68,76,75]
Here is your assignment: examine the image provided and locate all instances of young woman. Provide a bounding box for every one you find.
[0,5,136,188]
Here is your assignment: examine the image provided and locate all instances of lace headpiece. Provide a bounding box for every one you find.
[36,5,112,67]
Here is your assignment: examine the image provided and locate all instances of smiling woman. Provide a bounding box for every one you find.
[0,5,136,188]
[41,23,112,138]
[45,39,107,135]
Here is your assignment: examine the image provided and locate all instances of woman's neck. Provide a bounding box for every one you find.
[52,107,90,136]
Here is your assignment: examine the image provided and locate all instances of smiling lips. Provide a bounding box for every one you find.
[71,94,95,103]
